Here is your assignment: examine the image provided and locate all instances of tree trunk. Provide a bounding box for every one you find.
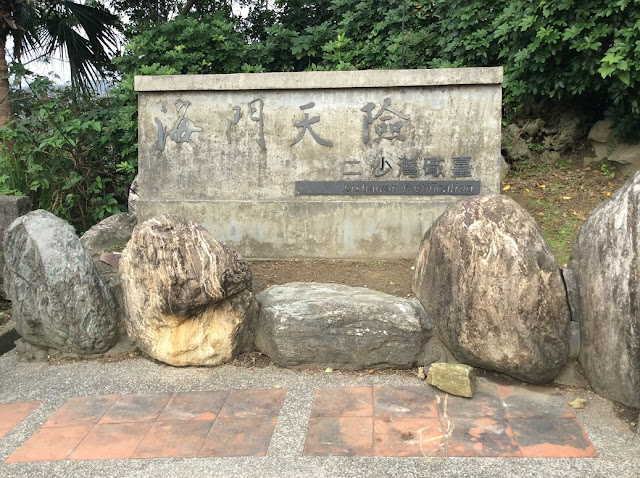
[0,34,12,129]
[180,0,197,16]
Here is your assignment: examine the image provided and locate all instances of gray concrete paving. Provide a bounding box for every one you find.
[1,351,638,478]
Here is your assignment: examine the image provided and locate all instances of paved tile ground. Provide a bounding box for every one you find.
[4,389,286,462]
[303,383,598,458]
[1,382,598,463]
[0,401,42,440]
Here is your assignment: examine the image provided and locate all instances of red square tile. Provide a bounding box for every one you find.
[374,417,444,457]
[217,389,285,418]
[304,417,373,456]
[99,393,173,424]
[310,387,373,417]
[0,401,41,430]
[157,391,229,421]
[509,417,598,458]
[44,395,119,427]
[5,425,93,463]
[68,423,152,460]
[199,417,277,457]
[497,386,574,418]
[437,382,505,419]
[132,420,213,458]
[374,386,438,417]
[445,417,521,457]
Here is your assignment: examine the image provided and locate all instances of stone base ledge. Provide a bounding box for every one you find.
[138,199,454,259]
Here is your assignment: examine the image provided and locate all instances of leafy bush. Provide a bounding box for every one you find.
[0,73,135,231]
[114,14,249,76]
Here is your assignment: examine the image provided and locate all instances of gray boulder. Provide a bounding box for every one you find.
[0,196,31,299]
[413,194,570,383]
[3,210,119,354]
[80,212,137,316]
[120,214,256,366]
[80,212,137,256]
[255,283,430,369]
[568,171,640,407]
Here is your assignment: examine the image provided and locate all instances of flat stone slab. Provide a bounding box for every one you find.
[304,383,596,457]
[255,282,430,370]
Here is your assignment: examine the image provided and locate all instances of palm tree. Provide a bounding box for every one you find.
[0,0,121,127]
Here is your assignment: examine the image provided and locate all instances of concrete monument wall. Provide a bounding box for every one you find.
[135,68,503,258]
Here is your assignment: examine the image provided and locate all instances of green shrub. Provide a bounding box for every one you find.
[0,73,135,232]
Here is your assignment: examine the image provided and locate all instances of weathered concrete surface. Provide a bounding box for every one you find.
[135,68,503,258]
[255,283,430,369]
[120,215,256,366]
[0,196,31,299]
[427,362,476,398]
[568,171,640,408]
[413,195,571,384]
[3,210,118,354]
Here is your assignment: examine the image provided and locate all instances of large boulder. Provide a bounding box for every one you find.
[3,210,118,353]
[0,196,31,299]
[119,214,256,366]
[255,283,431,370]
[568,171,640,407]
[413,195,570,383]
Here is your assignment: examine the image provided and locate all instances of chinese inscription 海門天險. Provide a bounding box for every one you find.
[227,98,266,150]
[155,99,202,151]
[292,102,333,147]
[361,98,410,144]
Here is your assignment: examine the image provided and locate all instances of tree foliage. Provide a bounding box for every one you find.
[1,0,639,232]
[0,73,135,231]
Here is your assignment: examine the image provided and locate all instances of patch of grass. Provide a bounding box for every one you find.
[104,243,127,253]
[502,155,629,267]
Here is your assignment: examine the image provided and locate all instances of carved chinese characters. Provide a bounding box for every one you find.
[150,94,481,196]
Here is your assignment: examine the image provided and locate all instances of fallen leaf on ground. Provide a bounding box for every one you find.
[562,196,572,200]
[324,367,333,373]
[503,185,511,191]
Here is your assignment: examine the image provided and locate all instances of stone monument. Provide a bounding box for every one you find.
[135,68,503,258]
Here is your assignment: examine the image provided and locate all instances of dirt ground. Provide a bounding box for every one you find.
[249,153,631,297]
[250,259,415,296]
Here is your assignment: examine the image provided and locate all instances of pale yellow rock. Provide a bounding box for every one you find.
[120,215,256,367]
[427,363,476,398]
[568,398,587,409]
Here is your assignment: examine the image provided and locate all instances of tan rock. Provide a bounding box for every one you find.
[413,195,570,384]
[427,363,476,398]
[119,215,256,366]
[587,120,614,144]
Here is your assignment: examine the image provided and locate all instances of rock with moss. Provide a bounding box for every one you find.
[427,363,476,398]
